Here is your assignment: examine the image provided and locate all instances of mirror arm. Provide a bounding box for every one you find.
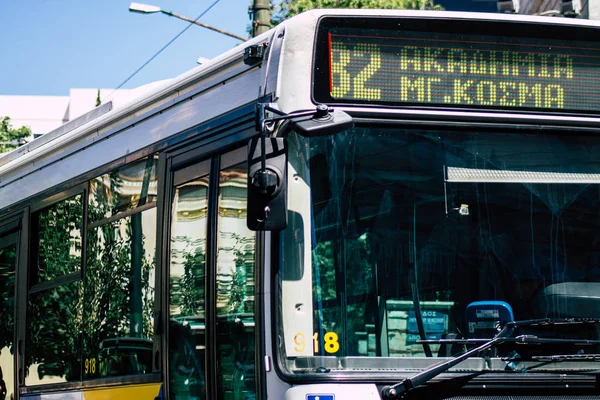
[260,103,332,127]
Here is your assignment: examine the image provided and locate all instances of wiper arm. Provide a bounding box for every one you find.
[380,318,600,399]
[381,321,513,399]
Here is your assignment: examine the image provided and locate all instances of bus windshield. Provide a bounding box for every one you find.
[280,124,600,374]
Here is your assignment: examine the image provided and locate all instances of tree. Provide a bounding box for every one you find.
[0,117,30,153]
[273,0,442,23]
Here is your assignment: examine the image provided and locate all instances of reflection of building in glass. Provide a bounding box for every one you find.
[170,178,209,318]
[217,168,255,314]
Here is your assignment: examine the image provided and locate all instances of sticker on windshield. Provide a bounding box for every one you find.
[476,309,500,318]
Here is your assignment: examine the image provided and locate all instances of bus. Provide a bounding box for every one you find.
[1,8,600,400]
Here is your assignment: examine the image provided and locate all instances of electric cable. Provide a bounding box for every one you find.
[105,0,222,101]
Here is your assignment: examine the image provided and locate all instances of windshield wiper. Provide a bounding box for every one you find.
[532,354,600,362]
[422,335,600,346]
[380,318,600,399]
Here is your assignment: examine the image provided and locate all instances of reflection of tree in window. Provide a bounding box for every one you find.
[170,178,208,318]
[27,195,83,385]
[84,157,157,379]
[35,196,82,282]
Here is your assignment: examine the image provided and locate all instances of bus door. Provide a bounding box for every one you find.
[167,147,256,400]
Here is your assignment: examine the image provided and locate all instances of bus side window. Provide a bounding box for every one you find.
[84,157,158,379]
[27,194,84,385]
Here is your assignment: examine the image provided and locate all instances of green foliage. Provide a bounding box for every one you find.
[36,196,83,281]
[95,90,102,107]
[180,239,206,317]
[249,0,442,36]
[273,0,443,23]
[85,167,156,372]
[26,196,84,382]
[227,233,255,314]
[0,116,30,153]
[27,282,83,382]
[26,161,157,381]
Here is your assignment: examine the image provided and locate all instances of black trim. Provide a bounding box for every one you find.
[153,152,168,375]
[206,155,221,400]
[159,154,172,395]
[172,159,211,188]
[255,231,267,400]
[349,115,600,137]
[0,214,24,400]
[30,183,86,213]
[347,108,600,131]
[0,218,20,238]
[166,102,258,161]
[28,271,81,294]
[16,208,28,393]
[0,231,18,250]
[79,184,89,384]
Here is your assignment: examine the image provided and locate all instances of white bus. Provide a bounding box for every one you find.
[1,8,600,400]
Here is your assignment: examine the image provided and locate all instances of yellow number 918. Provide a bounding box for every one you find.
[293,331,340,354]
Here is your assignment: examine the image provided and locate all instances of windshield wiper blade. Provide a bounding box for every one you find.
[380,318,600,399]
[508,335,600,346]
[510,318,600,327]
[532,354,600,362]
[420,335,600,346]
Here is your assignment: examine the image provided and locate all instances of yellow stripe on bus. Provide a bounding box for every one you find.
[84,383,161,400]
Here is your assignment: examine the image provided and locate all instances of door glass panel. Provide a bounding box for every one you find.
[0,231,16,400]
[216,160,256,400]
[169,172,209,400]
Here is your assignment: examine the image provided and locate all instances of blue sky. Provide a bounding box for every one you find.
[0,0,250,96]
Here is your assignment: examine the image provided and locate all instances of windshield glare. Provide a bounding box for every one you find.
[280,125,600,374]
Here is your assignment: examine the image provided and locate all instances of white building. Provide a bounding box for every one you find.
[0,82,169,140]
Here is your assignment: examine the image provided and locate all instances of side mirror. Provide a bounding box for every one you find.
[246,104,353,231]
[247,137,287,231]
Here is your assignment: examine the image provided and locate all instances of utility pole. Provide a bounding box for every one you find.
[251,0,271,37]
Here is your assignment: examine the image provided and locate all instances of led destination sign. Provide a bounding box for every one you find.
[318,24,600,114]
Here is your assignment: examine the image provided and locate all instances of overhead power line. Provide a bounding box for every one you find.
[106,0,222,100]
